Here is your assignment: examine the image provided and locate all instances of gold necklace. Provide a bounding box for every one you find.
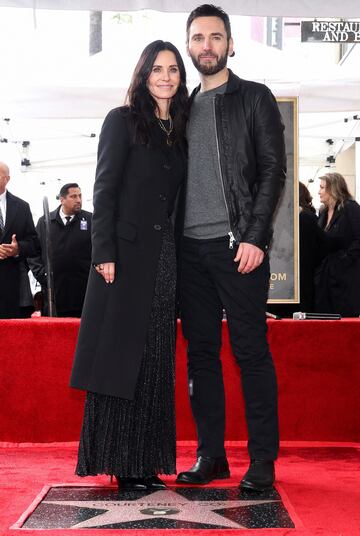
[157,115,173,145]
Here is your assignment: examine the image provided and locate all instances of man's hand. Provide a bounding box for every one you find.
[95,262,115,284]
[0,244,8,260]
[1,234,19,258]
[234,242,264,273]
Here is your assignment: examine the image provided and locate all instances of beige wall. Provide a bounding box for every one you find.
[336,144,356,196]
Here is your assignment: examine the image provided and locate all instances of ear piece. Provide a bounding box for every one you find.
[229,51,235,57]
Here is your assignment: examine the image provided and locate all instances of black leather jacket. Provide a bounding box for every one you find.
[190,70,286,252]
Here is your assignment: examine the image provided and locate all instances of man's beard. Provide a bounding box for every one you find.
[189,45,229,76]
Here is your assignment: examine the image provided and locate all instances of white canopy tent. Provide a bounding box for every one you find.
[1,0,360,17]
[0,1,359,216]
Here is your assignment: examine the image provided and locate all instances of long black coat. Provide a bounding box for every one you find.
[0,191,39,318]
[29,207,92,316]
[315,199,360,316]
[70,107,185,399]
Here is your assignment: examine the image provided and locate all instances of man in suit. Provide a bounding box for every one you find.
[0,161,39,318]
[29,183,92,317]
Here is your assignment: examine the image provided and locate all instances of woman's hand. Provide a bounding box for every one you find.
[95,262,115,284]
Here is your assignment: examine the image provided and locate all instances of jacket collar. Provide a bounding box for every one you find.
[51,206,82,225]
[50,207,61,223]
[329,205,342,229]
[51,206,73,225]
[190,69,242,102]
[319,202,342,230]
[225,69,242,93]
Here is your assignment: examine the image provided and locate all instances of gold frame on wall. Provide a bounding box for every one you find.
[268,96,299,303]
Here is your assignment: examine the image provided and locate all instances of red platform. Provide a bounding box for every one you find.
[1,318,360,443]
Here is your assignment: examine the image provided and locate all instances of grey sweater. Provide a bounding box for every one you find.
[184,83,230,239]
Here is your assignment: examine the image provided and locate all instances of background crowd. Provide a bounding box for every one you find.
[0,170,359,320]
[269,173,360,318]
[0,165,92,319]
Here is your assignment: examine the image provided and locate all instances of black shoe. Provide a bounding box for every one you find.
[176,456,230,485]
[145,475,167,490]
[239,460,275,491]
[116,477,147,490]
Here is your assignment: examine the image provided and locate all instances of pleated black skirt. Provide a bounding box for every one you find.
[76,222,176,477]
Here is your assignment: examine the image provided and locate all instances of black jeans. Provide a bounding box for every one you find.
[179,236,279,461]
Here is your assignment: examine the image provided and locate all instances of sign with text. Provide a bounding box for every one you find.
[301,20,360,43]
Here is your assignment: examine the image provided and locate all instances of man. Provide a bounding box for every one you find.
[29,183,92,317]
[176,5,286,491]
[0,161,39,318]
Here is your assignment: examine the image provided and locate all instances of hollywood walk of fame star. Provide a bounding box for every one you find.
[44,489,280,529]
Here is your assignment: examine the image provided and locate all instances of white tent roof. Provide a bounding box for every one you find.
[1,0,360,17]
[1,2,359,211]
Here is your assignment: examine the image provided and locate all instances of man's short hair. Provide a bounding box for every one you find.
[186,4,232,42]
[58,183,80,199]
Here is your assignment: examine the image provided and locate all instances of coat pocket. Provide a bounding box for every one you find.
[115,220,137,242]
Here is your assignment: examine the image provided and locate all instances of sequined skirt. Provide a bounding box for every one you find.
[76,222,177,477]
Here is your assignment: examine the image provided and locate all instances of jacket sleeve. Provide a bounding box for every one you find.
[344,200,360,261]
[27,217,46,287]
[242,88,287,251]
[91,108,130,265]
[17,202,41,259]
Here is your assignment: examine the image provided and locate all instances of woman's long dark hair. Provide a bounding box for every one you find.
[299,181,315,213]
[126,40,188,146]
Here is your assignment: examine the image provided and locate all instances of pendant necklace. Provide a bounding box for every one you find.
[157,114,173,146]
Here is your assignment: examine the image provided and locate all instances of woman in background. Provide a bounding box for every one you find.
[268,181,324,317]
[297,181,325,313]
[315,172,360,316]
[70,40,188,490]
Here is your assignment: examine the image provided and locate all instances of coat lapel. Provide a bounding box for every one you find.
[326,206,342,231]
[53,207,63,226]
[3,192,19,240]
[319,205,341,231]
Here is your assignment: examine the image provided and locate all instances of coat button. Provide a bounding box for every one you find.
[159,194,167,201]
[154,224,162,231]
[163,164,171,170]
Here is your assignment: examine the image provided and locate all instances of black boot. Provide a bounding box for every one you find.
[144,476,167,490]
[116,477,147,490]
[239,460,275,491]
[176,456,230,485]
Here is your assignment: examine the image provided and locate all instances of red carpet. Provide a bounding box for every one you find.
[1,442,359,535]
[1,319,360,532]
[1,318,360,443]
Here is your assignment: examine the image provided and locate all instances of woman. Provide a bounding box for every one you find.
[299,180,316,214]
[315,172,360,316]
[70,41,188,490]
[297,182,326,313]
[268,182,325,318]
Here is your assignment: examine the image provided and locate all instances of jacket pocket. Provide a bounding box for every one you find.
[115,220,137,242]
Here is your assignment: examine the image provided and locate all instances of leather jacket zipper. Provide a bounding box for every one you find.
[213,96,236,249]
